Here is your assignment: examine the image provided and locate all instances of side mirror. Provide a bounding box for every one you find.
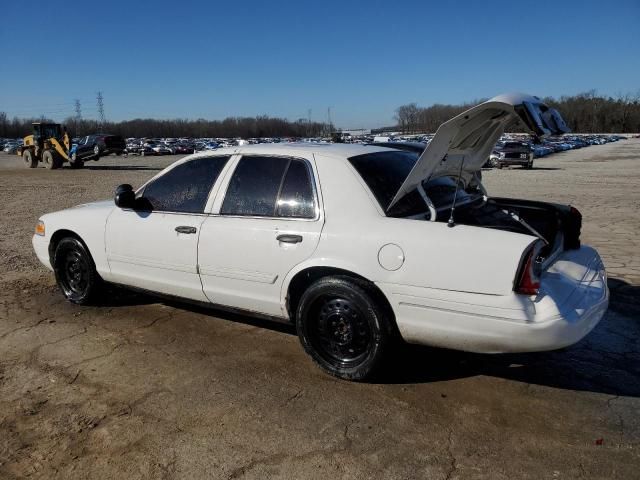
[114,184,135,209]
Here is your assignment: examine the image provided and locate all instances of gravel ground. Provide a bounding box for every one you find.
[0,141,638,479]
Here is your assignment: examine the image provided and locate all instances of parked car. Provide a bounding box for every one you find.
[32,93,607,381]
[152,144,173,155]
[3,142,19,154]
[139,146,158,156]
[489,141,534,169]
[173,144,195,154]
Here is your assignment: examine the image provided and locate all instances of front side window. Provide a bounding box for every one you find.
[141,156,229,213]
[221,156,316,218]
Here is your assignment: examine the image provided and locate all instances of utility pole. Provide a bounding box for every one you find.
[307,109,312,137]
[327,107,333,135]
[74,99,82,121]
[72,99,82,135]
[96,91,106,130]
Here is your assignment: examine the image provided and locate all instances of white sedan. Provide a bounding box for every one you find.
[33,93,608,380]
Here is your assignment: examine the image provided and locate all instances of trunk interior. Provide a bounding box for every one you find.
[450,197,581,261]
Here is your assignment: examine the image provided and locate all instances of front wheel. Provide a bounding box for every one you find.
[53,237,102,304]
[296,276,391,381]
[23,149,37,168]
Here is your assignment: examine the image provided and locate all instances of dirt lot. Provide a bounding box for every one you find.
[0,141,639,479]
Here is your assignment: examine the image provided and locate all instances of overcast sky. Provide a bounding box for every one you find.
[1,0,638,129]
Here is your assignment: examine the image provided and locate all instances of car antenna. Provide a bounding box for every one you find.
[447,156,465,228]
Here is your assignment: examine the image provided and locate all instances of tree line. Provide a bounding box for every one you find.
[0,112,331,139]
[2,90,639,139]
[394,90,640,134]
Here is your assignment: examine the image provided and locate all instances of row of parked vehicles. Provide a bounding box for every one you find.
[123,137,294,156]
[1,129,629,172]
[486,134,626,169]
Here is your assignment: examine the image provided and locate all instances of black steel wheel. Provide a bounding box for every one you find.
[53,237,102,304]
[296,276,392,381]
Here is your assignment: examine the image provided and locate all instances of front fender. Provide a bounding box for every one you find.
[38,201,114,277]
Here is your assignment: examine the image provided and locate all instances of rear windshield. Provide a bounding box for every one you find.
[348,151,419,211]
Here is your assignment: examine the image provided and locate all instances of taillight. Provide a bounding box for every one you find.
[516,241,544,295]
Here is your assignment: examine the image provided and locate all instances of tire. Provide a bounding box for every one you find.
[525,160,533,169]
[23,149,37,168]
[53,237,102,305]
[489,158,501,169]
[43,150,62,169]
[69,157,84,169]
[93,145,100,157]
[296,276,392,381]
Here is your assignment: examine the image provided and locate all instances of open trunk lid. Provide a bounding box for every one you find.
[387,93,570,210]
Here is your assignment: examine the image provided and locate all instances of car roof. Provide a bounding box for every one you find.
[186,142,392,160]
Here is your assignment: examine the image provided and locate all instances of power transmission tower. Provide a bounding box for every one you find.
[74,99,82,121]
[96,91,106,129]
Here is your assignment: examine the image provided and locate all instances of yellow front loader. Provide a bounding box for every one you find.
[17,123,81,169]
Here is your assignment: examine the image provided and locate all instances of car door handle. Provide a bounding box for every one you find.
[277,234,303,244]
[175,226,197,234]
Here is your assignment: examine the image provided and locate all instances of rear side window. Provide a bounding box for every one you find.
[142,156,229,213]
[276,160,315,218]
[221,156,316,218]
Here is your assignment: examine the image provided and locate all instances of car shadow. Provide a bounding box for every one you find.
[82,165,163,171]
[98,286,297,335]
[97,278,639,396]
[377,277,640,396]
[525,166,562,171]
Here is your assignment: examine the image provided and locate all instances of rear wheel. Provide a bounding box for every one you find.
[296,276,391,381]
[490,158,501,169]
[43,150,62,169]
[23,149,37,168]
[53,237,102,305]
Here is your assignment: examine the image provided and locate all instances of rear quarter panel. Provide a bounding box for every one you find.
[285,154,536,298]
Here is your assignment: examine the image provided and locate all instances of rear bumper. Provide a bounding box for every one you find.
[378,245,608,353]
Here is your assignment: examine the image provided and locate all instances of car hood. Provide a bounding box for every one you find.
[387,92,570,210]
[70,199,114,210]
